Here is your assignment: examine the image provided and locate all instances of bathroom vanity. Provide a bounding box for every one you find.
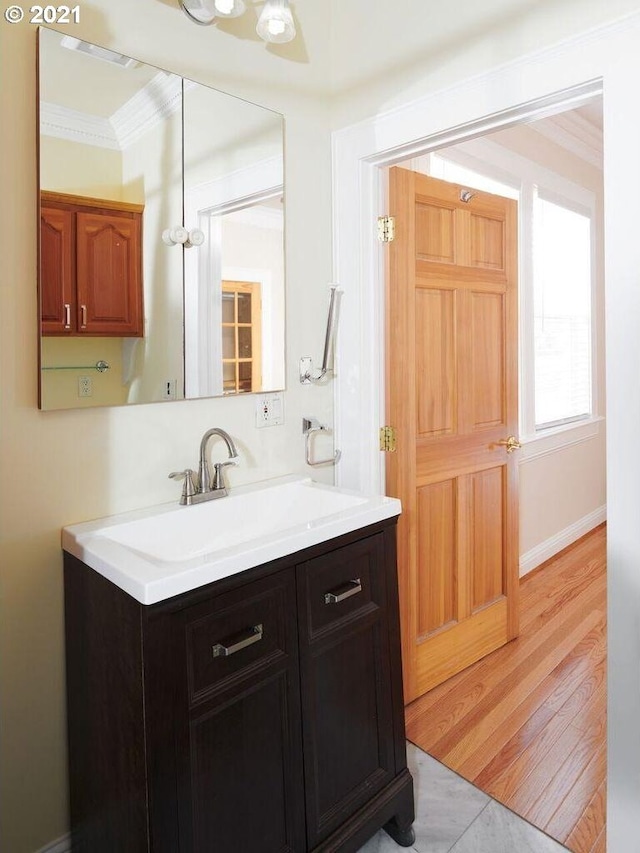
[63,478,414,852]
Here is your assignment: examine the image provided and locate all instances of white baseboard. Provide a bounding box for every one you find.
[34,834,71,853]
[519,505,606,577]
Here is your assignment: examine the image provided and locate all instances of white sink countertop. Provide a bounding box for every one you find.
[62,476,402,605]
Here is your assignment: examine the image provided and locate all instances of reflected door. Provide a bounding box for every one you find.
[221,281,262,394]
[386,167,520,703]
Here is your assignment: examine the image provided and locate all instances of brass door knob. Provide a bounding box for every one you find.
[497,436,521,453]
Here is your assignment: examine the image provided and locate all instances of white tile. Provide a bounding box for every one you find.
[448,801,570,853]
[406,744,491,853]
[356,744,490,853]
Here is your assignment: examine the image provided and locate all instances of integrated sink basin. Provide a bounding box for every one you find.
[62,476,402,604]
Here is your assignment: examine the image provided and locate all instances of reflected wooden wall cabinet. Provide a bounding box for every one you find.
[40,191,144,337]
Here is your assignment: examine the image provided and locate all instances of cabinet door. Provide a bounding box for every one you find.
[176,570,305,853]
[40,205,74,334]
[297,534,396,848]
[76,211,143,336]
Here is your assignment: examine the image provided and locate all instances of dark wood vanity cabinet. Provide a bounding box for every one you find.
[64,519,414,853]
[40,191,144,336]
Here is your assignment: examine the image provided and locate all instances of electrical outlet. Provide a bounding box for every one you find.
[78,376,92,397]
[256,392,284,428]
[162,379,177,400]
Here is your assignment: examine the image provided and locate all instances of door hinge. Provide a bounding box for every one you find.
[379,426,397,452]
[377,215,395,243]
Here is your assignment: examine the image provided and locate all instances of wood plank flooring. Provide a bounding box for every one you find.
[405,525,606,852]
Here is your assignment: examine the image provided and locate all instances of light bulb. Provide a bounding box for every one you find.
[268,18,286,36]
[213,0,246,17]
[256,0,296,44]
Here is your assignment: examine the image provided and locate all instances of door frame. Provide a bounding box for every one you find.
[332,11,640,850]
[333,75,601,496]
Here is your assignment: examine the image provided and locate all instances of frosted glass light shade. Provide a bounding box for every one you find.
[256,0,296,44]
[213,0,246,17]
[179,0,217,25]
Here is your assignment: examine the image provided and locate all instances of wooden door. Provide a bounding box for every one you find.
[221,280,262,393]
[40,205,74,334]
[296,533,395,848]
[76,211,143,336]
[387,167,519,703]
[176,570,305,853]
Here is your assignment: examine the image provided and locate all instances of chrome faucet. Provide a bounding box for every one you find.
[169,427,240,505]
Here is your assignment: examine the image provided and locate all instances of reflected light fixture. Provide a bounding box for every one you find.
[179,0,296,44]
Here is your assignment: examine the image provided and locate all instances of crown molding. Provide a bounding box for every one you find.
[40,102,120,150]
[526,110,602,168]
[40,72,182,152]
[111,72,182,149]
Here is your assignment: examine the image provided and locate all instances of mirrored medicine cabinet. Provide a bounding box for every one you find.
[37,27,285,410]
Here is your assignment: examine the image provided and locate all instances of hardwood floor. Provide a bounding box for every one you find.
[405,525,606,852]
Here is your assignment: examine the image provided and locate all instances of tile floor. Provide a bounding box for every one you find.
[358,744,569,853]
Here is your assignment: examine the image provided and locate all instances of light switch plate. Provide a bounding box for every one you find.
[256,392,284,428]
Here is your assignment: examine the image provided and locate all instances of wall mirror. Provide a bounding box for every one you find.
[37,27,285,410]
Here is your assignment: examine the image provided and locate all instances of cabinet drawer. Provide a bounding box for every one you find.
[300,534,384,640]
[185,573,294,705]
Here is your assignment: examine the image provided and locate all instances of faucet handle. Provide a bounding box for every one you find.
[169,469,197,505]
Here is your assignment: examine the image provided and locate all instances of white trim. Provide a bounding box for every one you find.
[34,834,71,853]
[111,72,182,150]
[519,416,603,463]
[40,101,119,150]
[519,505,606,577]
[40,72,182,152]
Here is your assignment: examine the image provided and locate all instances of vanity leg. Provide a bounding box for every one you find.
[383,819,415,847]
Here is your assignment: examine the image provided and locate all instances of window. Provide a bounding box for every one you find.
[533,196,592,429]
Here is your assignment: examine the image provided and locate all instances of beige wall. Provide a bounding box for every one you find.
[40,338,128,409]
[40,136,124,200]
[0,6,333,852]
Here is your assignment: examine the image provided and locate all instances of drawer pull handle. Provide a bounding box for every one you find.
[212,623,263,658]
[324,579,362,605]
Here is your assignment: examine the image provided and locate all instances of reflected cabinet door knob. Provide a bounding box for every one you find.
[162,227,189,246]
[186,228,205,248]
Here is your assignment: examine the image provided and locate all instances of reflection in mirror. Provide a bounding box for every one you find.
[37,28,286,410]
[183,81,284,398]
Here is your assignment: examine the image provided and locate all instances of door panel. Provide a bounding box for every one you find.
[388,167,519,702]
[416,288,456,437]
[470,466,506,610]
[469,291,505,429]
[416,481,456,636]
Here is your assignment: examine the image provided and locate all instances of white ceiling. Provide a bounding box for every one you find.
[75,0,640,104]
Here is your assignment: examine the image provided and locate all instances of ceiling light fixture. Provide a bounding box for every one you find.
[179,0,217,25]
[213,0,246,17]
[179,0,296,44]
[256,0,296,44]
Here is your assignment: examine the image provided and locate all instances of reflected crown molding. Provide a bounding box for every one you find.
[40,102,120,149]
[40,73,183,152]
